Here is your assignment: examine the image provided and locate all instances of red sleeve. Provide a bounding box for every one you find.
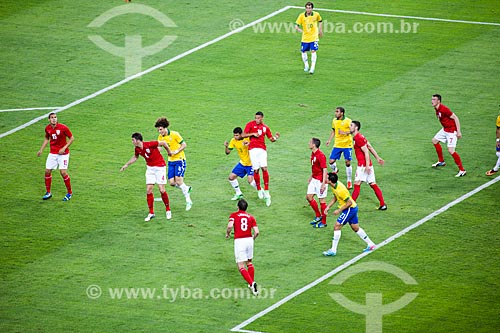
[251,215,257,228]
[354,134,367,147]
[319,152,327,169]
[244,122,252,134]
[63,125,73,138]
[265,125,273,139]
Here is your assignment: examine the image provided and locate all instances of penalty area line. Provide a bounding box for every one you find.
[231,175,500,332]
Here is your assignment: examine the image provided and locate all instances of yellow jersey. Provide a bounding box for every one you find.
[332,181,357,209]
[228,138,251,166]
[158,129,186,162]
[332,117,353,148]
[496,115,500,127]
[295,11,322,43]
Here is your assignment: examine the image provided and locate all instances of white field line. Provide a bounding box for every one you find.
[0,5,293,140]
[0,107,62,113]
[231,175,500,333]
[290,6,500,27]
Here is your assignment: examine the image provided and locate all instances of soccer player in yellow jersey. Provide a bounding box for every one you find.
[295,2,323,74]
[486,115,500,176]
[155,117,193,211]
[322,172,376,256]
[326,107,353,189]
[225,127,258,200]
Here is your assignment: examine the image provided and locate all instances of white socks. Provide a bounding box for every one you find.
[356,227,375,247]
[229,179,242,196]
[494,151,500,171]
[346,165,352,182]
[310,52,317,71]
[331,230,341,252]
[301,52,308,66]
[178,183,192,202]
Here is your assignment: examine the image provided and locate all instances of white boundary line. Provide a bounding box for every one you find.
[0,107,62,113]
[1,4,498,332]
[2,6,499,140]
[0,5,292,140]
[291,6,500,26]
[231,175,500,333]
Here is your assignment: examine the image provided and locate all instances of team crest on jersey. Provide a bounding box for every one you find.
[146,149,151,154]
[56,130,60,135]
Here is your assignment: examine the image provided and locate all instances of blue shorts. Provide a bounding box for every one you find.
[336,206,359,225]
[329,147,352,161]
[168,160,186,179]
[231,163,254,178]
[301,41,319,52]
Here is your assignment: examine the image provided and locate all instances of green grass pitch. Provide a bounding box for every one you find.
[1,1,499,332]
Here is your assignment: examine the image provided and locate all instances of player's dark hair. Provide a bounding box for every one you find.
[305,2,314,8]
[155,117,170,128]
[352,120,361,130]
[433,94,442,102]
[233,127,243,134]
[312,137,321,148]
[48,112,56,119]
[131,132,143,141]
[336,107,345,114]
[328,172,338,184]
[237,199,248,211]
[255,111,264,117]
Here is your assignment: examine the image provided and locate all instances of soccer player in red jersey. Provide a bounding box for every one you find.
[350,121,387,210]
[226,199,260,296]
[37,113,74,201]
[120,132,172,222]
[243,112,280,206]
[431,94,466,177]
[307,138,329,228]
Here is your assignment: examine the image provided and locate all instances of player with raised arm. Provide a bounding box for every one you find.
[155,117,193,211]
[120,132,172,222]
[243,112,280,207]
[350,121,387,210]
[224,127,257,200]
[226,199,260,296]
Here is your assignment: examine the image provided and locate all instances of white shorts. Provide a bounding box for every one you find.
[434,129,457,148]
[145,166,167,185]
[234,237,254,263]
[46,153,70,170]
[249,148,268,170]
[307,178,328,198]
[354,166,376,184]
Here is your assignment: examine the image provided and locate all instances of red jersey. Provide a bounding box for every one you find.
[45,123,73,154]
[134,141,166,167]
[229,210,257,239]
[353,132,372,167]
[311,149,327,181]
[244,120,273,150]
[435,104,457,133]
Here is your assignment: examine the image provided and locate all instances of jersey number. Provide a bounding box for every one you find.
[240,217,248,231]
